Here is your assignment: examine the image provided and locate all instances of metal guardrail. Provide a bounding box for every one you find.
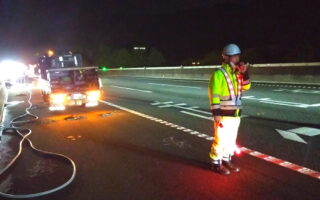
[108,62,320,71]
[251,62,320,68]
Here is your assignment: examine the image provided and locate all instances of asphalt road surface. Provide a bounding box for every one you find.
[0,77,319,200]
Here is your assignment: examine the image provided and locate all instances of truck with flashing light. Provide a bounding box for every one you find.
[38,53,102,111]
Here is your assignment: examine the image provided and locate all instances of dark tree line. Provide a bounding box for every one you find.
[78,46,165,68]
[183,44,320,66]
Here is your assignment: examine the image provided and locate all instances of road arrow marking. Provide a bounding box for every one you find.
[242,95,320,108]
[288,127,320,136]
[276,127,320,144]
[276,129,307,144]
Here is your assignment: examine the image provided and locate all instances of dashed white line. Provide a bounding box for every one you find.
[100,100,212,142]
[151,101,212,115]
[110,85,152,93]
[148,83,201,89]
[159,103,186,108]
[151,101,173,105]
[181,111,213,121]
[272,88,320,94]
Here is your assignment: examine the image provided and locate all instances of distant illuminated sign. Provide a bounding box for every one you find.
[133,47,146,50]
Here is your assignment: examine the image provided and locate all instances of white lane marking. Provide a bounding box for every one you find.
[100,100,212,142]
[273,88,320,94]
[151,101,212,115]
[190,106,200,109]
[181,111,213,121]
[280,161,293,167]
[148,83,201,89]
[308,103,320,107]
[151,101,173,105]
[242,95,320,108]
[5,101,25,107]
[154,101,249,120]
[100,100,320,180]
[263,101,309,108]
[110,85,152,93]
[159,103,186,108]
[177,126,186,130]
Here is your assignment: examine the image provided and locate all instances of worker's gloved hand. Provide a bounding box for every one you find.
[236,62,250,81]
[213,116,224,128]
[237,62,248,73]
[213,115,222,124]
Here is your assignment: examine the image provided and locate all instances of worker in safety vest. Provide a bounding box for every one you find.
[208,43,251,175]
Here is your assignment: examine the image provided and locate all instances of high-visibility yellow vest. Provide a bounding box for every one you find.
[208,63,251,116]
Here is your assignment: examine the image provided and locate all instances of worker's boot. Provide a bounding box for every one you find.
[211,160,231,175]
[222,160,240,173]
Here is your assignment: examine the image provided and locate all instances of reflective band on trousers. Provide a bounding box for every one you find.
[218,68,242,106]
[210,116,241,159]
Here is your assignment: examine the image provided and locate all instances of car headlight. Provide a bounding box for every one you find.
[86,90,101,102]
[50,93,67,104]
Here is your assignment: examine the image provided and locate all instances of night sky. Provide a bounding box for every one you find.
[0,0,319,64]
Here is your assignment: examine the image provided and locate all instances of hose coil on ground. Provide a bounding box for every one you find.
[0,89,76,199]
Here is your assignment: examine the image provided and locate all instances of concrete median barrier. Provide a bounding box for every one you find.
[100,62,320,86]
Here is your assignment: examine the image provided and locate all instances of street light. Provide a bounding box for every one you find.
[48,50,54,57]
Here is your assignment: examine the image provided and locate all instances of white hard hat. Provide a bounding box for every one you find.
[223,44,241,56]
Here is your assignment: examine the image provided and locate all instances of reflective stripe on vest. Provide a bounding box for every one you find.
[218,67,242,106]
